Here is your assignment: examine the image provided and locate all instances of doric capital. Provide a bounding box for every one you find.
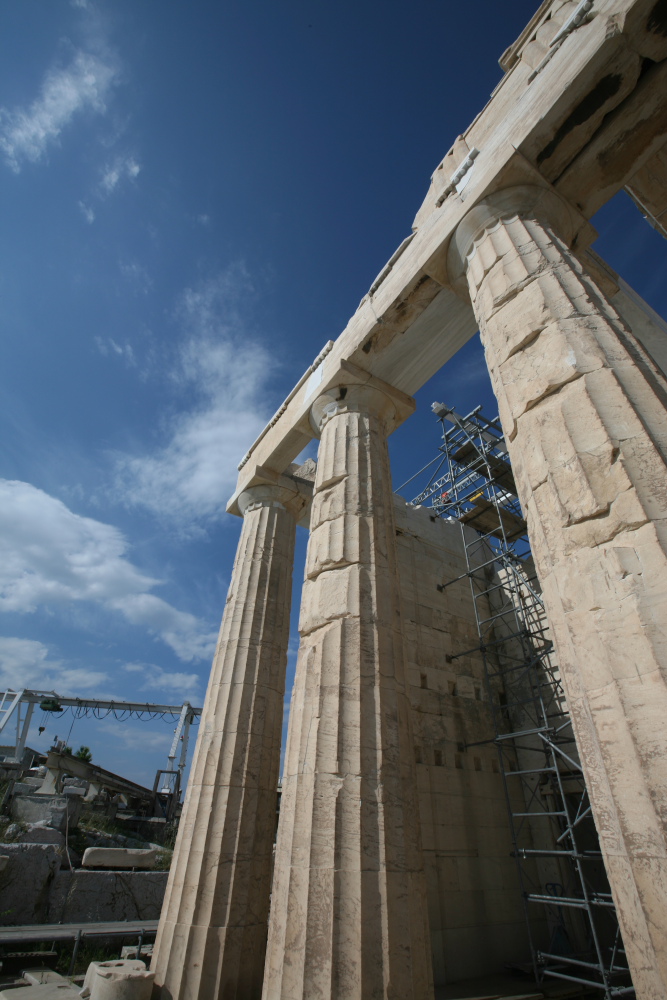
[309,370,414,437]
[447,184,593,285]
[237,484,290,516]
[233,465,314,520]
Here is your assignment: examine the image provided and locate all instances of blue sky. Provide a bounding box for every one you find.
[1,0,665,787]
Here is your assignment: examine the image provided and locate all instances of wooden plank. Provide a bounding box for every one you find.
[460,498,527,541]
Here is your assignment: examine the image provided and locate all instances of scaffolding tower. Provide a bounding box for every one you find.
[402,402,634,999]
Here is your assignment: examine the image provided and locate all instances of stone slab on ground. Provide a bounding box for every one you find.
[0,844,62,925]
[23,970,68,986]
[16,824,65,847]
[0,984,80,1000]
[11,795,82,834]
[81,848,157,869]
[48,871,168,923]
[120,947,152,961]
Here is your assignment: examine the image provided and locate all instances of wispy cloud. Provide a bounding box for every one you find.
[95,336,136,366]
[0,635,109,695]
[122,662,201,699]
[0,51,118,172]
[0,479,216,662]
[119,260,152,293]
[78,200,96,224]
[100,153,140,195]
[113,268,274,528]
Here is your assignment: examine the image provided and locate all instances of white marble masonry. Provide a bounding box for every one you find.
[152,478,307,1000]
[262,382,434,1000]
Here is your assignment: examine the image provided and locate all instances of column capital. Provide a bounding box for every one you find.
[309,368,415,437]
[447,183,594,288]
[228,463,314,519]
[237,484,291,516]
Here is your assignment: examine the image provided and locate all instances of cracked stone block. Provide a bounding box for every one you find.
[11,794,82,834]
[0,843,62,925]
[48,871,168,923]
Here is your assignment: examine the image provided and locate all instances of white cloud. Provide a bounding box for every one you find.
[0,479,216,662]
[122,662,201,699]
[95,336,136,365]
[0,51,117,172]
[114,270,274,526]
[100,154,140,195]
[78,200,95,224]
[0,636,109,695]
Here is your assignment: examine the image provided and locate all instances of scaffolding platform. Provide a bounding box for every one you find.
[459,496,527,541]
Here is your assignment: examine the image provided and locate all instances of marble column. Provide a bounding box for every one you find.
[152,480,303,1000]
[262,382,434,1000]
[449,185,667,1000]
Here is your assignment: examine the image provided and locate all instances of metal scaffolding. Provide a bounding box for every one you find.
[400,402,635,999]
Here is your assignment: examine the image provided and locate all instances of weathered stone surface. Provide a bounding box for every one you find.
[11,794,82,833]
[0,843,61,924]
[0,985,79,1000]
[152,481,301,1000]
[82,847,157,869]
[84,961,147,995]
[87,961,153,1000]
[393,499,546,983]
[23,970,69,986]
[48,871,167,923]
[120,946,153,961]
[263,384,433,1000]
[455,186,667,1000]
[16,823,65,846]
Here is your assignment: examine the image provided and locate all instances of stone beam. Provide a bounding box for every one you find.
[227,360,417,514]
[231,0,667,504]
[626,139,667,237]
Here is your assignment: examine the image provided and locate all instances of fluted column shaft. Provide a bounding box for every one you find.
[262,384,433,1000]
[454,186,667,1000]
[152,485,297,1000]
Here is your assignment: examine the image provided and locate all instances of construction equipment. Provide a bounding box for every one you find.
[399,403,634,999]
[0,690,201,810]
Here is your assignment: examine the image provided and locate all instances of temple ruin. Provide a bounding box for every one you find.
[150,0,667,997]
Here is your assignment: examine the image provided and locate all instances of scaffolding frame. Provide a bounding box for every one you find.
[403,402,634,999]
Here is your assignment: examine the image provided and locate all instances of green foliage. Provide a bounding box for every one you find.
[74,746,93,762]
[152,849,173,870]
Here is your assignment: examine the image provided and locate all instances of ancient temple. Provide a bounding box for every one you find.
[150,1,667,997]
